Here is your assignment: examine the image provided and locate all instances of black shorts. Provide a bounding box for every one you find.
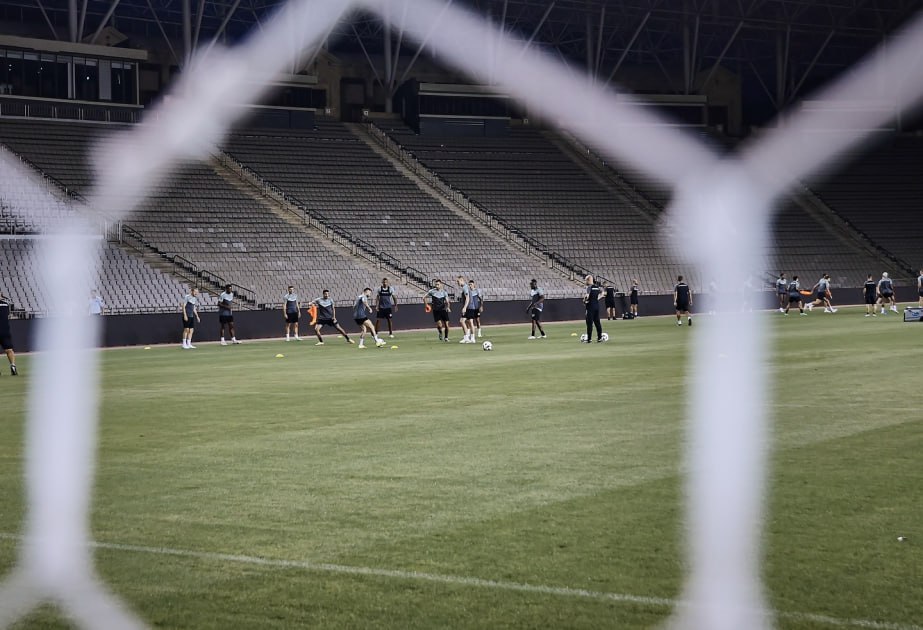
[530,308,542,321]
[317,318,338,327]
[219,314,234,324]
[464,308,479,320]
[604,297,616,308]
[675,300,690,312]
[815,292,826,301]
[376,308,392,319]
[865,294,877,305]
[0,333,13,351]
[285,312,299,324]
[918,290,923,297]
[789,294,802,304]
[433,309,449,323]
[182,317,195,330]
[881,291,894,299]
[630,294,639,305]
[354,317,368,326]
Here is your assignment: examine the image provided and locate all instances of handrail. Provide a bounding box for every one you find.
[365,122,613,286]
[214,149,431,289]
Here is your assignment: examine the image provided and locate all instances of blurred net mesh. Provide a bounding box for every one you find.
[1,1,922,628]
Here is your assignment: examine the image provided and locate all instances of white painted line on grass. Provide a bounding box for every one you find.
[0,533,917,630]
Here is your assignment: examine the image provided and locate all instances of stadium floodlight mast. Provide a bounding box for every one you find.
[0,0,922,627]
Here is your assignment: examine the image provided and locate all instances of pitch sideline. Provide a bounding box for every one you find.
[0,533,917,630]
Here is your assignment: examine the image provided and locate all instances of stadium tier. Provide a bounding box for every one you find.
[379,121,894,291]
[0,237,201,315]
[222,122,578,299]
[0,118,420,309]
[811,136,923,271]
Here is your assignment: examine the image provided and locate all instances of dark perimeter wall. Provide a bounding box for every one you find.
[9,288,920,352]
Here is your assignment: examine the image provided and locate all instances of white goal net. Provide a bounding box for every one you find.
[1,0,922,628]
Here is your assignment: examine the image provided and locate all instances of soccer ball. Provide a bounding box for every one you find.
[482,341,493,351]
[579,333,588,342]
[601,332,609,342]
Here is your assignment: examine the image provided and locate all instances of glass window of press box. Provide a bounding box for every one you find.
[0,49,138,104]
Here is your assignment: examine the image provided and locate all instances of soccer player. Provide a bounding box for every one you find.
[604,283,618,320]
[354,288,386,349]
[218,284,241,345]
[181,287,201,349]
[863,274,877,317]
[877,272,897,314]
[784,275,806,315]
[526,278,546,339]
[461,279,483,343]
[674,276,693,326]
[424,279,451,342]
[375,277,398,338]
[0,291,18,375]
[629,280,640,318]
[583,275,604,342]
[775,273,788,312]
[918,269,923,307]
[311,289,353,344]
[469,279,485,338]
[456,276,471,342]
[282,286,301,341]
[806,274,837,313]
[87,289,105,316]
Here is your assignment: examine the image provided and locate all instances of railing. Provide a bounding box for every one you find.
[0,98,142,124]
[796,184,916,276]
[365,122,612,286]
[214,150,431,289]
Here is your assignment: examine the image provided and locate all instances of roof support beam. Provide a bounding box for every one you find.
[606,10,650,85]
[182,0,192,63]
[204,0,243,54]
[77,0,88,41]
[147,0,180,64]
[701,19,744,91]
[89,0,123,44]
[352,23,384,88]
[516,1,555,59]
[68,0,78,42]
[192,0,206,53]
[34,0,60,40]
[789,28,836,103]
[398,0,454,85]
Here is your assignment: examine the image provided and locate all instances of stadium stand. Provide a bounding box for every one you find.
[810,136,923,271]
[222,122,578,299]
[0,119,418,309]
[378,120,892,292]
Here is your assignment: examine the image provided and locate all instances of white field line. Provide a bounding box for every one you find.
[0,533,917,630]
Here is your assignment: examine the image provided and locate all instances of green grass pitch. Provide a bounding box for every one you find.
[0,308,920,629]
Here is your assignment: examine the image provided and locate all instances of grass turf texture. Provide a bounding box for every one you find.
[0,307,920,629]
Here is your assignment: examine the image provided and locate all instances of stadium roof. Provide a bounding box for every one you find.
[1,0,921,113]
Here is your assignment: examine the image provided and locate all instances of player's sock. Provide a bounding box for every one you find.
[688,317,693,326]
[285,334,290,341]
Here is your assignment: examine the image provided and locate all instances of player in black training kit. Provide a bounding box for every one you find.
[375,278,398,338]
[424,280,451,342]
[526,279,546,339]
[583,275,604,342]
[863,274,878,317]
[674,276,693,326]
[0,292,18,375]
[629,280,640,318]
[917,269,923,307]
[784,276,806,315]
[604,283,618,320]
